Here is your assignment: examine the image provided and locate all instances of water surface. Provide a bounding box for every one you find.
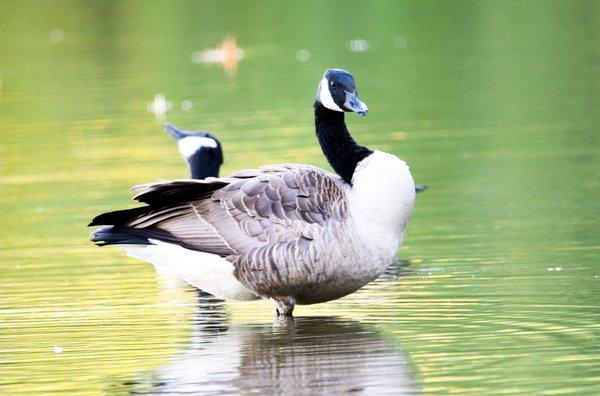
[1,0,599,394]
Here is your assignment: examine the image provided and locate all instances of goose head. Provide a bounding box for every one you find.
[164,124,224,179]
[316,69,368,116]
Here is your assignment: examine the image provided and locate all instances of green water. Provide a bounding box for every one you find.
[1,0,599,394]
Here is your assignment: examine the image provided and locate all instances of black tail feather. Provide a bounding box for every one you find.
[133,180,226,206]
[90,225,152,246]
[91,224,201,250]
[88,206,152,227]
[90,204,161,246]
[89,197,200,248]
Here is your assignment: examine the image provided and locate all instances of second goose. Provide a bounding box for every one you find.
[164,124,223,179]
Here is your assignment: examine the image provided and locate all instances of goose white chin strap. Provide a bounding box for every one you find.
[318,78,343,112]
[177,136,218,159]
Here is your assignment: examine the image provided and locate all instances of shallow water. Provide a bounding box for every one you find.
[1,0,599,394]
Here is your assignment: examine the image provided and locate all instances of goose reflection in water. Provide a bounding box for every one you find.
[124,293,419,395]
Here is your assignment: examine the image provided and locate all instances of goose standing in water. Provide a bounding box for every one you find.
[90,69,417,316]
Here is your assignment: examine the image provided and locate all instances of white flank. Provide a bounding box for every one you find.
[177,136,218,159]
[347,151,416,257]
[118,240,258,301]
[318,78,343,112]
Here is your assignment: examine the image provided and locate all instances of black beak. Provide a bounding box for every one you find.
[164,123,186,140]
[344,91,368,116]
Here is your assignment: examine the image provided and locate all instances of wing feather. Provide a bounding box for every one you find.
[92,165,349,278]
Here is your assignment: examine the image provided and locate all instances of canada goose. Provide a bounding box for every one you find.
[164,124,223,179]
[90,68,416,316]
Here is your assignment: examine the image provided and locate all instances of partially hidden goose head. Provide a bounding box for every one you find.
[164,124,223,179]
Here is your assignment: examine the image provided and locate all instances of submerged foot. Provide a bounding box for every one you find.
[273,297,295,317]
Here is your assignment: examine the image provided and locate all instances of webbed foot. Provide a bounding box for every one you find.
[273,297,295,317]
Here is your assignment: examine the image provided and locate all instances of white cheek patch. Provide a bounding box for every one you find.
[177,136,218,159]
[318,78,343,112]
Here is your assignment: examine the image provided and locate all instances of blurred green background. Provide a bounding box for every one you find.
[1,0,599,394]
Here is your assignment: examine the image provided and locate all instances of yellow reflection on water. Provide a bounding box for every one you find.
[0,0,599,394]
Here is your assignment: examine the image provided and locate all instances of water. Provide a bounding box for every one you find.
[1,0,599,394]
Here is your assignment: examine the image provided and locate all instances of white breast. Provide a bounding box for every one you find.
[347,151,416,257]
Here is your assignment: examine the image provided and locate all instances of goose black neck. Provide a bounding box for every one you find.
[314,102,372,185]
[188,151,221,179]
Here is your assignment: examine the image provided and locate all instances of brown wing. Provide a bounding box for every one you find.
[206,164,347,247]
[94,165,348,257]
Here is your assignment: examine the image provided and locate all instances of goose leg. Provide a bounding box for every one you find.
[273,297,295,317]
